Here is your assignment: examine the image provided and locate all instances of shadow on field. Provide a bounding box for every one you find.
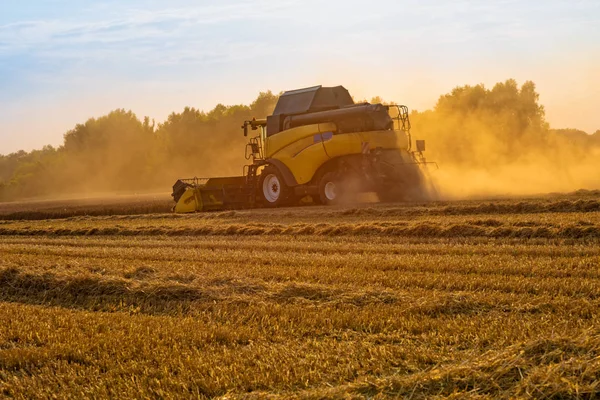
[0,267,507,317]
[0,267,215,314]
[0,201,173,221]
[1,267,401,315]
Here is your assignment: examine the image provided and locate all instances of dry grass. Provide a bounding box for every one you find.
[1,192,599,398]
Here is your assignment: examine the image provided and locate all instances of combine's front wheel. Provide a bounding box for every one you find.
[258,166,290,207]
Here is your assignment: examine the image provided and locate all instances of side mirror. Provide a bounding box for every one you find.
[243,122,248,137]
[416,140,425,152]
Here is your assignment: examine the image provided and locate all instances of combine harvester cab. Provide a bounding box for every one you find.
[172,85,435,212]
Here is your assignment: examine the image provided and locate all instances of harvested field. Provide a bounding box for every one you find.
[1,192,599,399]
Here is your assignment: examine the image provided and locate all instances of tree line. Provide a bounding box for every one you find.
[0,91,278,200]
[1,80,598,200]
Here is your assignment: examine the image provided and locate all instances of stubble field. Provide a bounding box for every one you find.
[1,191,600,399]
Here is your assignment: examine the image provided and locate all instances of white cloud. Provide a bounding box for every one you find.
[0,0,299,56]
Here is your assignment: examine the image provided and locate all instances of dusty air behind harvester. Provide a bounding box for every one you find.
[172,85,434,213]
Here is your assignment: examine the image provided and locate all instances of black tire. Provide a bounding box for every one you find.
[258,165,290,207]
[318,172,343,205]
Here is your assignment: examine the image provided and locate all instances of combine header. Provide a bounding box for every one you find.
[172,85,433,213]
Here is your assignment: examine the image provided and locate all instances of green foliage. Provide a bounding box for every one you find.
[154,91,278,180]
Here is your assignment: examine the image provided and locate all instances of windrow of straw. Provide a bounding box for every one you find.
[1,221,599,239]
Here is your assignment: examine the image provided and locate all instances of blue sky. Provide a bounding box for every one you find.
[1,0,599,154]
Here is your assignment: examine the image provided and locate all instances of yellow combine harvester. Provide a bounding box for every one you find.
[172,85,432,213]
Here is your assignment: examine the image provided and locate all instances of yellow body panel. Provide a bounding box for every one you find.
[174,187,201,213]
[265,123,337,158]
[267,126,410,185]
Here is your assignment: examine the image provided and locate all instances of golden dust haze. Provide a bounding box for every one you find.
[408,80,600,199]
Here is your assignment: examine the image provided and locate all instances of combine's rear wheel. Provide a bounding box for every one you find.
[318,172,343,205]
[258,166,290,207]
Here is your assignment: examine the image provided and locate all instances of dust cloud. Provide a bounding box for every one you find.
[428,156,600,200]
[417,129,600,199]
[408,80,600,200]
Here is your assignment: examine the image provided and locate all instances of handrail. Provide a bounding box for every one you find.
[386,104,412,150]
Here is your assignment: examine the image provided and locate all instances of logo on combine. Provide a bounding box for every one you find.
[313,131,333,143]
[361,142,370,154]
[184,196,195,205]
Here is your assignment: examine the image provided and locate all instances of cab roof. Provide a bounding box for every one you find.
[272,85,354,116]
